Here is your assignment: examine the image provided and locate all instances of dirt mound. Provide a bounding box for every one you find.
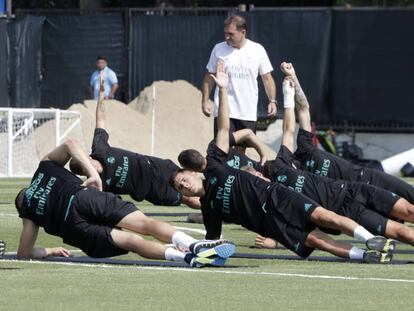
[68,80,277,164]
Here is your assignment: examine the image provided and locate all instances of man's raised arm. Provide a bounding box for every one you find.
[96,70,106,129]
[210,60,230,154]
[281,77,296,153]
[280,62,311,132]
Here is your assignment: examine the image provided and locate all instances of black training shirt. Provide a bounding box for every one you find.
[201,143,274,239]
[19,161,83,236]
[91,128,181,203]
[294,129,363,180]
[265,145,348,213]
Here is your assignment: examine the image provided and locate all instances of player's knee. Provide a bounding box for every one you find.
[305,232,321,249]
[139,216,158,234]
[310,207,332,224]
[123,233,144,251]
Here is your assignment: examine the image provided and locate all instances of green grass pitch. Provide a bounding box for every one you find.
[1,178,414,311]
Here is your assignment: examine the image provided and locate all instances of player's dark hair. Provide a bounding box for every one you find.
[69,158,84,175]
[169,168,187,189]
[14,188,27,215]
[224,14,247,32]
[96,56,107,62]
[178,149,205,171]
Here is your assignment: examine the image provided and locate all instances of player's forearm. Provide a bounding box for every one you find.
[217,87,230,133]
[297,107,312,132]
[290,74,309,111]
[245,131,267,160]
[65,139,99,179]
[282,107,296,152]
[95,93,106,129]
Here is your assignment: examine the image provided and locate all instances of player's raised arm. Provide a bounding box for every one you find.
[210,60,230,153]
[96,70,106,129]
[281,77,296,153]
[17,218,70,259]
[280,62,311,132]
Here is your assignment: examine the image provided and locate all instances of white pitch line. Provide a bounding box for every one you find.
[173,226,206,235]
[0,212,19,217]
[1,258,414,284]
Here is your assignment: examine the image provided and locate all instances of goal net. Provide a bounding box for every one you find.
[0,108,85,177]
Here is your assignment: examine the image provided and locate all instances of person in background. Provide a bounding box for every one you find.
[89,56,118,100]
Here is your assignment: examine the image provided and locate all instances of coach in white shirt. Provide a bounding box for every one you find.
[201,14,277,138]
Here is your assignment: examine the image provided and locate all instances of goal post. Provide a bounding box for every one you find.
[0,108,85,177]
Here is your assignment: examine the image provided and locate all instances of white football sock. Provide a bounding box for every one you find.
[349,246,365,260]
[172,231,197,248]
[353,226,374,242]
[164,247,185,262]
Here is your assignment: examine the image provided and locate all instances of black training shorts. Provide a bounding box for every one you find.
[340,183,400,235]
[261,185,319,258]
[214,117,257,138]
[358,167,414,203]
[61,188,137,258]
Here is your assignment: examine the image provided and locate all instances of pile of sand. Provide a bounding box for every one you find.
[68,80,277,163]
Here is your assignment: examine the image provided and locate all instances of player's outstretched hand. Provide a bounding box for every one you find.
[82,175,103,191]
[280,62,296,77]
[210,59,228,89]
[47,247,71,257]
[255,235,278,249]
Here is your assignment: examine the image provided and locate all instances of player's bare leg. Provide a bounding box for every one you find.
[110,228,167,259]
[310,206,395,253]
[305,229,391,263]
[117,211,176,243]
[388,198,414,223]
[116,211,236,259]
[384,220,414,246]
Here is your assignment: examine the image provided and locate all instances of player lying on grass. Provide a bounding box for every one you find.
[69,76,200,209]
[14,139,235,268]
[281,62,414,204]
[242,75,414,250]
[171,60,393,263]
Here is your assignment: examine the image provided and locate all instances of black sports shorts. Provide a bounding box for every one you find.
[214,118,257,138]
[261,185,319,258]
[340,183,400,235]
[61,188,137,258]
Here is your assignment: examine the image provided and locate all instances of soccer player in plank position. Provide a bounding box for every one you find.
[70,75,200,209]
[14,139,235,267]
[242,73,414,250]
[171,60,394,263]
[283,62,414,204]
